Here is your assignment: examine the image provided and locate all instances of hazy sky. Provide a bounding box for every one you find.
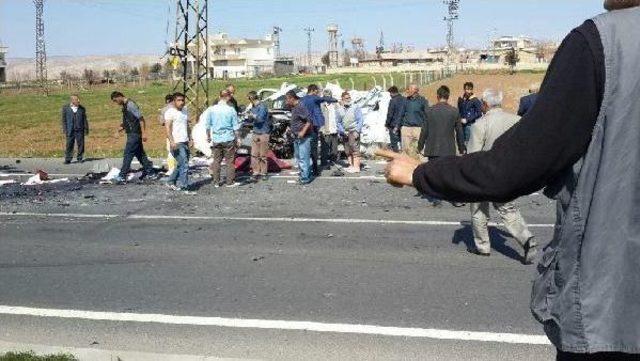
[0,0,605,58]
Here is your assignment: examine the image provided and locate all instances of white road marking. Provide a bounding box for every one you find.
[0,305,551,345]
[0,172,386,180]
[0,211,556,228]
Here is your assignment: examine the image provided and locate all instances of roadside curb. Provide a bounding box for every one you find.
[0,340,262,361]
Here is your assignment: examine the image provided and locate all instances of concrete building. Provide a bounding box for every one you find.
[481,35,548,64]
[0,44,7,83]
[208,33,278,79]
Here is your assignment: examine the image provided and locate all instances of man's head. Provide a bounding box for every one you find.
[165,94,174,104]
[323,89,333,98]
[341,91,352,105]
[219,89,232,103]
[307,84,320,95]
[226,84,236,96]
[285,90,299,107]
[463,82,474,96]
[482,88,503,109]
[407,84,419,97]
[110,91,125,105]
[388,86,399,95]
[604,0,640,10]
[173,92,185,110]
[437,86,450,102]
[70,95,80,107]
[247,90,260,104]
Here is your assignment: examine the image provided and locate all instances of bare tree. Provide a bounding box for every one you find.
[139,63,151,85]
[83,68,97,85]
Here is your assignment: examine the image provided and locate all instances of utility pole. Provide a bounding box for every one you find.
[443,0,460,65]
[272,26,282,59]
[34,0,48,94]
[376,30,385,58]
[327,24,339,68]
[170,0,209,118]
[303,27,314,68]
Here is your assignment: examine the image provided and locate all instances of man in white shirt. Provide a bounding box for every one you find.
[164,92,191,191]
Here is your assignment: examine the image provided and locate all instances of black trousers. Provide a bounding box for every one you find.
[310,127,320,175]
[65,130,85,162]
[119,135,154,178]
[557,350,639,361]
[320,133,339,165]
[388,128,401,152]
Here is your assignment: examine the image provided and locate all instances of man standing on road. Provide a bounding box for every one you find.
[286,90,313,185]
[320,89,340,168]
[517,83,540,117]
[466,89,537,263]
[417,85,466,161]
[385,86,405,153]
[400,84,428,159]
[206,90,241,188]
[159,94,176,176]
[110,91,155,183]
[457,82,484,143]
[382,2,640,358]
[301,84,338,176]
[247,91,271,181]
[337,91,364,174]
[164,92,191,191]
[61,95,89,164]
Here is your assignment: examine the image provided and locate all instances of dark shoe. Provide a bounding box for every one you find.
[64,160,71,165]
[467,248,491,257]
[523,238,538,265]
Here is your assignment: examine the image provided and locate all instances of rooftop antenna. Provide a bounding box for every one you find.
[303,27,315,67]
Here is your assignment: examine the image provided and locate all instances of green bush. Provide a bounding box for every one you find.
[0,352,77,361]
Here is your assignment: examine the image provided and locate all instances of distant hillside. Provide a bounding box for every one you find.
[6,54,164,81]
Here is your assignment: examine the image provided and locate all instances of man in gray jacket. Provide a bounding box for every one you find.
[61,95,89,164]
[467,89,537,264]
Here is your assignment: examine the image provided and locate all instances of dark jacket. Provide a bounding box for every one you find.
[418,102,465,157]
[401,95,428,127]
[457,95,483,125]
[61,104,89,136]
[385,94,406,129]
[517,93,538,116]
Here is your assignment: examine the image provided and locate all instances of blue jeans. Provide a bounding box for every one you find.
[168,142,189,189]
[294,136,312,184]
[463,125,472,143]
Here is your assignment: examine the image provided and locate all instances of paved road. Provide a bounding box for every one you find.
[0,158,557,360]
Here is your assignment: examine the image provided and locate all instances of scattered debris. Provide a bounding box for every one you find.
[252,255,266,262]
[100,168,121,182]
[126,171,143,182]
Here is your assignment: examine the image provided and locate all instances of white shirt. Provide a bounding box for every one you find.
[165,107,189,143]
[70,105,79,113]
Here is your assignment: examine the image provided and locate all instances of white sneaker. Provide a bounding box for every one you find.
[345,167,360,174]
[225,182,241,188]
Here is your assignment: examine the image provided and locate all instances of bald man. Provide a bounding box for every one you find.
[383,1,640,359]
[61,95,89,164]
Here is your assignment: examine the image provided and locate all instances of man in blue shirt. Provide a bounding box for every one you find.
[286,90,314,185]
[247,91,271,180]
[301,84,337,176]
[206,90,241,188]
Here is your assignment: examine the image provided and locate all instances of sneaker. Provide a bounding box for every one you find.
[168,184,181,191]
[110,176,126,185]
[225,182,242,188]
[64,160,71,165]
[214,184,221,188]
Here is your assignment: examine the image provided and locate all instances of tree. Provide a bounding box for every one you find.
[150,62,162,74]
[83,68,97,85]
[130,67,140,77]
[139,63,150,85]
[320,52,330,67]
[505,48,519,74]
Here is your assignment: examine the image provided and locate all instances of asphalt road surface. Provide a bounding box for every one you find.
[0,158,557,360]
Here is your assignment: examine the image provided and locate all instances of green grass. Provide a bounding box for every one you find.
[0,352,77,361]
[0,73,408,157]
